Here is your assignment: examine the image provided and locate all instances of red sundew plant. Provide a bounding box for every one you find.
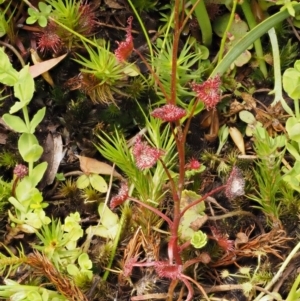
[191,75,222,110]
[185,157,201,170]
[115,16,134,62]
[151,104,187,122]
[209,226,235,252]
[112,166,244,299]
[98,1,247,299]
[37,25,62,53]
[36,0,98,52]
[102,2,244,300]
[132,135,165,170]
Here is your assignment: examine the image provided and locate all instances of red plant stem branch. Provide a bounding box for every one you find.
[128,197,173,227]
[178,240,191,253]
[170,129,185,265]
[179,275,194,301]
[180,185,226,218]
[133,48,170,102]
[181,274,210,301]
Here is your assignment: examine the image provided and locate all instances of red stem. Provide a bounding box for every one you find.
[133,48,170,102]
[180,185,226,218]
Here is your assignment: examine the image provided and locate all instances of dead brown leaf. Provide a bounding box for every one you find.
[76,155,123,180]
[29,53,68,79]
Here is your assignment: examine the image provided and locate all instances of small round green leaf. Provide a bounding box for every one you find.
[18,133,43,162]
[239,110,256,124]
[288,123,300,142]
[23,144,44,162]
[67,264,79,276]
[78,253,92,270]
[38,16,48,28]
[26,16,38,25]
[89,174,108,193]
[76,174,90,189]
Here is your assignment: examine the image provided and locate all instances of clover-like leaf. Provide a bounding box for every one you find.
[38,2,52,14]
[76,174,90,189]
[89,174,107,192]
[78,253,92,270]
[67,264,80,276]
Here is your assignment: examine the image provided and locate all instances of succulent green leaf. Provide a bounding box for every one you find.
[31,162,48,187]
[123,64,140,76]
[38,16,48,27]
[213,13,248,38]
[14,65,35,105]
[10,101,28,114]
[8,197,26,212]
[286,117,300,142]
[179,190,207,241]
[283,61,300,100]
[8,209,25,225]
[30,107,46,133]
[283,161,300,192]
[26,15,38,25]
[18,133,43,162]
[180,190,205,213]
[98,203,119,228]
[191,231,208,249]
[76,174,90,189]
[38,2,52,14]
[239,110,256,124]
[89,174,107,192]
[0,48,19,85]
[87,224,118,239]
[286,143,300,160]
[15,176,33,203]
[67,264,80,276]
[2,114,27,132]
[78,253,92,270]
